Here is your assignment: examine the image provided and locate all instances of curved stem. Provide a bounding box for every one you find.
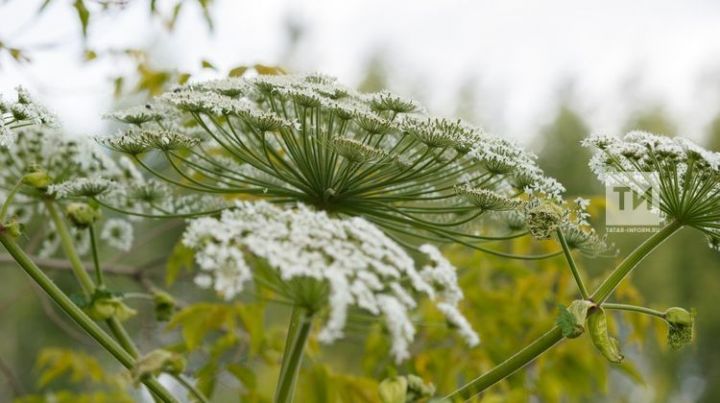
[590,220,682,303]
[0,179,22,221]
[274,308,313,403]
[444,327,564,401]
[445,221,682,401]
[556,228,589,299]
[602,303,665,319]
[0,232,178,403]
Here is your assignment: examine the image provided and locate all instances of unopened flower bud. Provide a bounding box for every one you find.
[22,170,50,190]
[132,349,186,384]
[664,307,695,350]
[406,375,436,401]
[379,376,407,403]
[526,202,564,240]
[65,203,101,228]
[153,290,176,322]
[85,290,137,322]
[1,221,23,239]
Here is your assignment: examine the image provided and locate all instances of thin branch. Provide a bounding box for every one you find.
[0,254,137,276]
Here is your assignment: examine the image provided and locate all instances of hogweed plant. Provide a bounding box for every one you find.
[97,73,573,258]
[0,80,712,402]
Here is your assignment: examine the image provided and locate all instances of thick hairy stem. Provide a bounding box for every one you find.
[0,232,179,403]
[445,221,682,401]
[274,307,313,403]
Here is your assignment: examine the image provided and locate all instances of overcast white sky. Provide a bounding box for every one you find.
[2,0,720,145]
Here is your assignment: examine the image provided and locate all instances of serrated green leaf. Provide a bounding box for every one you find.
[35,348,105,388]
[556,305,579,338]
[556,300,593,338]
[167,303,235,350]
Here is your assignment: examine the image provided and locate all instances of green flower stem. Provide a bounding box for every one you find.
[46,200,172,402]
[556,228,589,299]
[46,203,210,403]
[107,317,140,357]
[0,232,178,403]
[602,303,665,319]
[590,220,682,303]
[445,221,682,401]
[44,200,95,297]
[277,306,302,382]
[274,307,313,403]
[88,225,105,287]
[0,179,22,221]
[444,327,564,401]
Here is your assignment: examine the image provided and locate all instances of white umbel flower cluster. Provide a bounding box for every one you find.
[0,128,137,255]
[103,73,567,257]
[584,131,720,251]
[100,218,134,251]
[1,87,55,147]
[182,200,479,362]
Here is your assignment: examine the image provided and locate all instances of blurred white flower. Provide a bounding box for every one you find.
[182,200,478,362]
[0,87,55,147]
[101,219,134,251]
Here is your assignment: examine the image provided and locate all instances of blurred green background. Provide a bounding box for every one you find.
[1,1,719,402]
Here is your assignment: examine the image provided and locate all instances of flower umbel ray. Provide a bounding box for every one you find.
[102,73,571,257]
